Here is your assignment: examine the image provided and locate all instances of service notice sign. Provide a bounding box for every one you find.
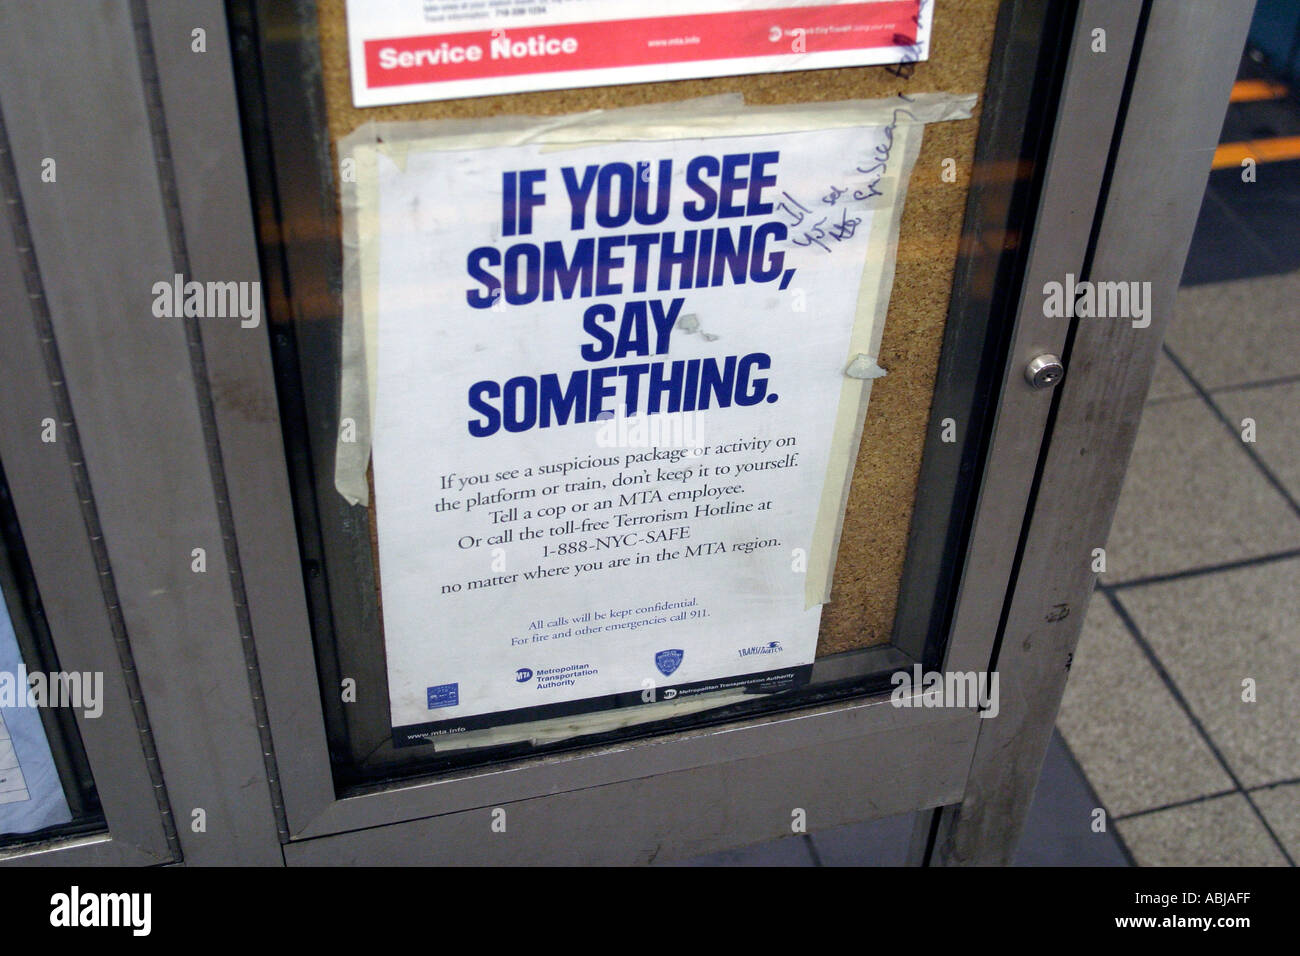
[341,96,969,745]
[345,0,932,107]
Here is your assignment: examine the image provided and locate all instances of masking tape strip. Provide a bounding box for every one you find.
[805,117,930,609]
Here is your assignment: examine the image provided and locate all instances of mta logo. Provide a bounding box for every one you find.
[655,649,684,676]
[515,668,533,682]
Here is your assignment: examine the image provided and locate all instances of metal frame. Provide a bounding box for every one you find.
[0,0,1251,864]
[927,0,1256,864]
[0,11,171,864]
[220,0,1137,856]
[0,0,280,865]
[214,0,1068,846]
[892,0,1081,668]
[284,695,974,865]
[902,0,1147,860]
[0,216,170,867]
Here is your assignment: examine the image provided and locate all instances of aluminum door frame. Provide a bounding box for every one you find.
[0,5,178,867]
[240,0,1143,861]
[0,211,174,866]
[0,0,282,866]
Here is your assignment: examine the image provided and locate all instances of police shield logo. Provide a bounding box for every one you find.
[655,649,684,676]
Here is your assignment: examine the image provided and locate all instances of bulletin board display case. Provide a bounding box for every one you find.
[228,0,1077,788]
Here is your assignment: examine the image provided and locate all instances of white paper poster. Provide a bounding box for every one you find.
[345,0,933,107]
[341,95,973,745]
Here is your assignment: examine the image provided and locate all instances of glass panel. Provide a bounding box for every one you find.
[227,0,1075,789]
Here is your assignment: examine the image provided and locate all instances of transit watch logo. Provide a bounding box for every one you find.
[655,649,684,676]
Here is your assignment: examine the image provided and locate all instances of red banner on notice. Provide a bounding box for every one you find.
[363,2,920,90]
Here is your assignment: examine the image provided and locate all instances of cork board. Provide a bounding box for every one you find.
[315,0,999,658]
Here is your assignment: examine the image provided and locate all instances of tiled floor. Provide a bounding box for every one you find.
[1059,298,1300,865]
